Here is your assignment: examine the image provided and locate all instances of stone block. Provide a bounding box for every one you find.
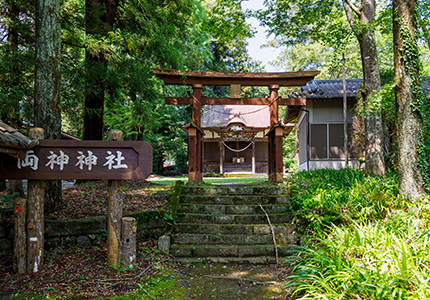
[77,236,92,247]
[158,235,170,254]
[170,246,192,257]
[64,236,76,247]
[0,238,12,251]
[45,238,61,250]
[45,216,106,238]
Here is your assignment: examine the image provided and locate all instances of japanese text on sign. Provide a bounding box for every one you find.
[17,150,129,171]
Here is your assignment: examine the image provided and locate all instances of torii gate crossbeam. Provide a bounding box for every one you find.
[151,69,319,182]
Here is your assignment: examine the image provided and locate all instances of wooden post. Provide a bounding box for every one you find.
[107,130,123,267]
[27,127,45,273]
[192,84,203,181]
[219,141,224,174]
[252,142,256,174]
[196,130,203,181]
[274,126,284,182]
[268,131,274,181]
[269,85,279,125]
[342,53,349,167]
[187,127,197,182]
[14,197,27,273]
[121,217,137,269]
[268,85,280,182]
[192,84,203,126]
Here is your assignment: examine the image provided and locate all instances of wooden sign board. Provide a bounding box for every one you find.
[0,140,152,180]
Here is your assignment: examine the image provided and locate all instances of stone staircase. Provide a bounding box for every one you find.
[169,184,298,264]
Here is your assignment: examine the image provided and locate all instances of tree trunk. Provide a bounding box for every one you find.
[34,0,62,213]
[343,0,386,176]
[393,0,426,198]
[9,180,24,198]
[83,0,117,140]
[2,0,20,125]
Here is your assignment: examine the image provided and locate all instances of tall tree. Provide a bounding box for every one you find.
[82,0,117,140]
[34,0,62,211]
[259,0,386,175]
[393,0,427,198]
[342,0,385,176]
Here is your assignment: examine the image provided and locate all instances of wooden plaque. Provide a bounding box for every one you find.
[0,140,152,180]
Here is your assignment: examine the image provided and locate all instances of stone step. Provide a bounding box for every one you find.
[175,213,292,224]
[179,195,290,205]
[174,223,296,235]
[171,233,298,245]
[174,256,279,264]
[177,204,289,215]
[182,186,288,196]
[170,244,295,258]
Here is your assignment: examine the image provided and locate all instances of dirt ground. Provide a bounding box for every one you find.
[0,244,291,299]
[0,180,292,299]
[0,180,170,222]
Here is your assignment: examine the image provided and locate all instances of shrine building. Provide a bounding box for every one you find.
[151,69,319,182]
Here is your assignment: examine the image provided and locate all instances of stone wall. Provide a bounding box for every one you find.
[0,210,168,252]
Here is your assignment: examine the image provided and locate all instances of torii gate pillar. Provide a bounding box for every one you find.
[268,85,284,182]
[184,84,204,182]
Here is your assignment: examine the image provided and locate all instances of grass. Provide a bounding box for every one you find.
[283,168,430,299]
[147,175,268,186]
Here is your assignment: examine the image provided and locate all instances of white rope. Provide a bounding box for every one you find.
[222,140,254,153]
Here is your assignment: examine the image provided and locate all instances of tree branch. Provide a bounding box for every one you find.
[344,0,361,17]
[342,0,359,33]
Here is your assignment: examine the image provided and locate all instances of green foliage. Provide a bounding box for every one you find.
[282,127,297,173]
[285,201,430,299]
[0,0,35,126]
[284,168,430,299]
[286,168,399,234]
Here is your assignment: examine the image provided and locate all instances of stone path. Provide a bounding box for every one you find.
[139,263,287,299]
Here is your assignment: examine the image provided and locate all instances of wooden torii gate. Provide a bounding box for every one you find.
[151,69,319,182]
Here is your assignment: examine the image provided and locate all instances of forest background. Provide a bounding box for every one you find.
[0,0,429,185]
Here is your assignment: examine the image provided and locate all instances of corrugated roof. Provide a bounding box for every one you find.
[201,105,270,128]
[290,79,363,99]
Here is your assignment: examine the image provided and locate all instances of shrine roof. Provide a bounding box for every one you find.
[201,105,270,129]
[0,121,39,158]
[290,77,430,99]
[290,79,363,99]
[151,68,320,86]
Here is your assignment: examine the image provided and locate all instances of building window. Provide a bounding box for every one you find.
[310,124,327,159]
[310,123,356,160]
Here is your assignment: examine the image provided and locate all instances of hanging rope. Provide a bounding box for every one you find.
[222,140,254,153]
[193,95,280,116]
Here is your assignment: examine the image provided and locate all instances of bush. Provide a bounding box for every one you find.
[286,168,399,234]
[283,168,430,299]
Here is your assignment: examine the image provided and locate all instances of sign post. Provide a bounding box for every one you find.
[1,132,152,272]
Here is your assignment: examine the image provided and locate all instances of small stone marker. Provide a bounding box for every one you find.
[158,235,170,254]
[121,217,137,268]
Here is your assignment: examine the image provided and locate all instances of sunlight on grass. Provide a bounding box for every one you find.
[147,176,268,186]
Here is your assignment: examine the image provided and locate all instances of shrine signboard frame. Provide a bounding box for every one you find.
[0,140,153,180]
